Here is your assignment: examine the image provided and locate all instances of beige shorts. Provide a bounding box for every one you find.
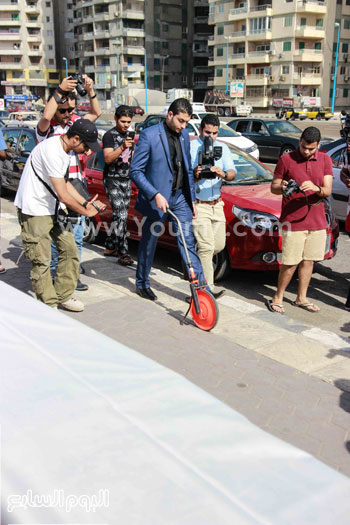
[281,229,327,265]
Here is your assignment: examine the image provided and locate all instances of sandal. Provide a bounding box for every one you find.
[0,265,6,274]
[118,253,134,266]
[292,301,320,313]
[266,299,284,314]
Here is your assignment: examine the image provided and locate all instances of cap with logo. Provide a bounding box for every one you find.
[69,118,101,153]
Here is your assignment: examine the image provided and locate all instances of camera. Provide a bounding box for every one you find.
[127,131,135,139]
[283,178,301,198]
[69,74,87,97]
[198,136,222,179]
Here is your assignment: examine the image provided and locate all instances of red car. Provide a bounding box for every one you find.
[76,102,91,112]
[83,143,339,280]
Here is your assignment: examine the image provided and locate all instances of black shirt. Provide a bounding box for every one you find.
[163,121,184,191]
[102,128,133,179]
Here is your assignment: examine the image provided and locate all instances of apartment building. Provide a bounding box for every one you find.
[0,0,58,103]
[188,0,214,102]
[52,0,76,79]
[208,0,349,111]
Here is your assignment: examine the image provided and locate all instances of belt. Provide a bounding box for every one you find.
[196,197,222,205]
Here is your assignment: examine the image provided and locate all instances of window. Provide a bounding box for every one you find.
[217,47,223,57]
[46,1,51,6]
[283,41,291,52]
[162,41,168,49]
[127,56,133,65]
[315,42,321,50]
[49,59,54,64]
[300,18,306,26]
[68,18,73,23]
[49,72,59,79]
[337,0,342,4]
[48,45,53,50]
[282,65,290,74]
[46,16,50,22]
[19,131,35,154]
[47,30,53,36]
[284,16,292,27]
[342,43,349,53]
[216,68,223,77]
[341,66,346,74]
[218,4,224,13]
[217,26,224,35]
[162,24,168,32]
[345,19,350,30]
[299,41,305,50]
[316,19,323,27]
[344,88,349,97]
[3,129,21,152]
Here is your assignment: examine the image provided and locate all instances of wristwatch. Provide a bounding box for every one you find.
[223,171,228,179]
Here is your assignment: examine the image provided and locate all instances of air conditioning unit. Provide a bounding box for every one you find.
[115,10,120,16]
[279,75,285,81]
[331,74,334,80]
[345,75,350,81]
[269,75,275,81]
[268,50,276,55]
[344,54,348,61]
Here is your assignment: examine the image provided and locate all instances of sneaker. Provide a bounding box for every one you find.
[76,279,89,291]
[59,297,84,312]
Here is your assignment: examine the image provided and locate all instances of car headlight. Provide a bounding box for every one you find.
[245,143,258,153]
[233,205,279,230]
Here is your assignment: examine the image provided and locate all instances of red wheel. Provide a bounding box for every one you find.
[190,290,219,331]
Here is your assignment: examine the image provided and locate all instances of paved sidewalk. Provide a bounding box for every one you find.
[1,207,350,476]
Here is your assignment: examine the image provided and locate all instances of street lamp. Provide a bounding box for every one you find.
[331,22,340,114]
[224,36,230,95]
[161,54,169,92]
[62,56,68,78]
[144,47,148,114]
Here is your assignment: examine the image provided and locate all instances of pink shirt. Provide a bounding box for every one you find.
[274,149,332,231]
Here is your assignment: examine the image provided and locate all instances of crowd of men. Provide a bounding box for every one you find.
[0,75,343,318]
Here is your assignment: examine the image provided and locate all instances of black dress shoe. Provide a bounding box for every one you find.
[80,265,86,275]
[76,279,89,291]
[136,287,158,301]
[212,289,225,300]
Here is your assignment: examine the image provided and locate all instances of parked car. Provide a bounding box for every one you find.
[135,114,259,158]
[131,105,144,116]
[0,118,6,127]
[227,118,333,162]
[4,111,41,128]
[76,102,91,112]
[300,107,334,121]
[284,109,308,121]
[83,141,338,279]
[0,126,36,191]
[0,110,10,119]
[319,138,348,221]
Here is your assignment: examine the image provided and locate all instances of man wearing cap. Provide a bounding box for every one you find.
[15,119,104,311]
[36,75,101,291]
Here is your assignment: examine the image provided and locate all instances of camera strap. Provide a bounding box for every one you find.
[30,159,60,220]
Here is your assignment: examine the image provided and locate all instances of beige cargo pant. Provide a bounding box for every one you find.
[192,200,226,287]
[18,210,79,307]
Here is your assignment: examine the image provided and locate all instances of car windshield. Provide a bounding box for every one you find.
[217,122,241,138]
[265,121,301,134]
[95,116,113,126]
[223,143,273,185]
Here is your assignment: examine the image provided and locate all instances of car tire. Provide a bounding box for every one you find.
[213,248,231,282]
[218,107,225,116]
[83,217,97,243]
[316,114,322,121]
[224,108,231,117]
[281,145,295,156]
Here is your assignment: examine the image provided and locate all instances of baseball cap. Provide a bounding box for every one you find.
[69,118,101,153]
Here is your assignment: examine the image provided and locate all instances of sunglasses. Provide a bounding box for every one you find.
[57,107,75,115]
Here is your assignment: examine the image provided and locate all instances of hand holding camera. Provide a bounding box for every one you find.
[124,131,135,150]
[197,136,222,179]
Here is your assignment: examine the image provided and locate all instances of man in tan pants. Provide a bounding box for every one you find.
[190,114,236,297]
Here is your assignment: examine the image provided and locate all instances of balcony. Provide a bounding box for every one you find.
[293,73,322,85]
[122,28,145,37]
[0,31,20,40]
[94,30,110,39]
[95,47,110,55]
[95,64,111,72]
[296,0,327,14]
[246,50,271,63]
[0,18,20,26]
[193,65,212,73]
[193,48,209,56]
[85,65,96,72]
[295,25,325,39]
[26,20,41,28]
[228,7,248,21]
[123,9,145,20]
[228,53,246,65]
[194,0,208,5]
[27,33,41,41]
[122,63,144,72]
[0,5,20,11]
[229,30,246,40]
[3,48,22,55]
[25,5,40,14]
[83,31,94,40]
[194,15,208,24]
[247,29,272,40]
[123,45,144,55]
[84,49,95,56]
[249,4,272,16]
[0,61,24,69]
[246,74,269,86]
[195,32,212,41]
[82,14,94,24]
[293,49,323,62]
[193,79,210,88]
[28,48,42,56]
[94,12,110,22]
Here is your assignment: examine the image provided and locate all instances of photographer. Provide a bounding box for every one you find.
[190,114,235,297]
[267,127,333,314]
[103,105,135,266]
[36,75,102,291]
[15,120,104,311]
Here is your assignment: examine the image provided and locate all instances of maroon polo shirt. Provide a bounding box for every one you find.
[274,149,333,231]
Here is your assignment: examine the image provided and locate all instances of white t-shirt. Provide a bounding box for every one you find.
[15,135,70,216]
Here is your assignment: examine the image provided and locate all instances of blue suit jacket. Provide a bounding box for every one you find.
[130,122,196,220]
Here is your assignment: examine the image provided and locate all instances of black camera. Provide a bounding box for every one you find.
[127,131,135,139]
[283,178,301,197]
[198,136,222,179]
[70,74,87,97]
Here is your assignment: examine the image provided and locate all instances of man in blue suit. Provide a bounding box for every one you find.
[130,98,208,300]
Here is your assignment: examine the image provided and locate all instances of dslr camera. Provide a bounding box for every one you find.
[283,178,301,198]
[70,74,87,97]
[198,136,222,179]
